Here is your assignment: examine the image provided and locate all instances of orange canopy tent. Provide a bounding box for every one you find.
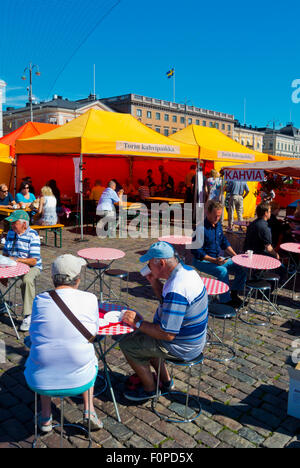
[0,121,59,158]
[0,142,14,190]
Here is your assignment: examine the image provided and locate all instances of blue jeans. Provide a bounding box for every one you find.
[193,258,247,303]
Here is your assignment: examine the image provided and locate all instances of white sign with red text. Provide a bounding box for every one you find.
[224,169,265,182]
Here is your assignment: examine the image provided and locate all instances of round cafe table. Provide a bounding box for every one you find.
[158,235,193,263]
[232,253,281,271]
[77,248,125,302]
[200,277,229,296]
[0,263,30,339]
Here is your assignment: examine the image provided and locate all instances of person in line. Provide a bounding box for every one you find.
[24,254,102,432]
[96,180,123,235]
[35,186,58,226]
[120,241,208,401]
[0,183,17,209]
[16,181,36,209]
[89,179,106,204]
[3,210,42,331]
[192,200,247,308]
[227,180,249,231]
[137,179,150,200]
[205,169,222,202]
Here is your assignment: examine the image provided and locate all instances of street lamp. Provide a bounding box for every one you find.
[21,63,41,122]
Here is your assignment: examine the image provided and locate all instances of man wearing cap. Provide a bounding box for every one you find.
[120,241,208,401]
[3,210,42,331]
[24,254,102,432]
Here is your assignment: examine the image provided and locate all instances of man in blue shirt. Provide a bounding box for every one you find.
[120,241,208,401]
[192,200,247,307]
[227,180,249,230]
[96,180,123,236]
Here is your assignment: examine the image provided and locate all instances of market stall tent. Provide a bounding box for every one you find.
[0,121,59,158]
[0,142,14,190]
[172,125,269,218]
[15,108,199,195]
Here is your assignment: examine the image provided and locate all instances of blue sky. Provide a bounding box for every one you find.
[1,0,300,128]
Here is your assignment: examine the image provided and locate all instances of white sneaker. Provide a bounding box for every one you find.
[20,315,31,332]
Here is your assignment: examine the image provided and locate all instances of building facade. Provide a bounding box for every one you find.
[233,122,264,152]
[3,94,113,135]
[259,123,300,158]
[100,93,235,137]
[0,79,7,137]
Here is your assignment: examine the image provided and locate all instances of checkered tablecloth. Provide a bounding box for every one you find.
[200,277,229,296]
[158,235,192,245]
[98,302,135,336]
[280,242,300,254]
[78,248,125,261]
[0,263,30,279]
[232,254,281,270]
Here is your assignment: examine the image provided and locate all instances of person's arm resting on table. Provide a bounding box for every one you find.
[122,309,176,342]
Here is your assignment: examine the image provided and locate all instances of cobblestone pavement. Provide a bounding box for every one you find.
[0,224,300,448]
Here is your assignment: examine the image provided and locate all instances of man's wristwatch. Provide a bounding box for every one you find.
[135,319,143,329]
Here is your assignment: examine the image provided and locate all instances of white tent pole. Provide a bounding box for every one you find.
[80,153,84,241]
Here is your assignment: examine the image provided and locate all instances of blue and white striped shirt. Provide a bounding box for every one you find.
[154,263,208,360]
[3,227,42,270]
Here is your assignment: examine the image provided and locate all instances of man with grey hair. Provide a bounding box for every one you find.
[2,210,42,331]
[120,241,208,401]
[96,180,123,236]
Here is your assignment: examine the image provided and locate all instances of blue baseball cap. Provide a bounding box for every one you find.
[139,241,175,263]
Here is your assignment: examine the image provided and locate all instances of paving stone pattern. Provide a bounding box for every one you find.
[0,225,300,448]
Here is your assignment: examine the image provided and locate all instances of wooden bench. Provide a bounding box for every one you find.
[30,224,64,248]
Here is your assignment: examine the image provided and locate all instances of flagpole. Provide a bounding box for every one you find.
[173,68,175,103]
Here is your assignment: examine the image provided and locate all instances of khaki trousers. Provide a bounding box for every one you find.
[228,195,244,227]
[20,267,41,317]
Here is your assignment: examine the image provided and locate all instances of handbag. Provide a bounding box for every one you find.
[48,290,96,343]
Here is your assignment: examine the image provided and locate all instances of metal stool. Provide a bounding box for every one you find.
[33,388,93,448]
[152,353,204,423]
[85,262,108,297]
[262,271,280,307]
[206,303,237,362]
[103,269,129,306]
[239,279,272,326]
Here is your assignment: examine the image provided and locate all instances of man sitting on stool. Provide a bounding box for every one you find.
[120,241,208,402]
[192,200,247,308]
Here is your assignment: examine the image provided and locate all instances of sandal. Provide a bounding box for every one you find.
[82,410,103,431]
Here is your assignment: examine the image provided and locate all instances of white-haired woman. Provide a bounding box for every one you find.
[35,186,58,226]
[205,169,222,201]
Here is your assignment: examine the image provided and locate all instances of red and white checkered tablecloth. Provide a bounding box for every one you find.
[78,247,125,261]
[200,277,229,296]
[232,254,281,270]
[158,235,192,245]
[98,303,135,336]
[0,263,30,279]
[280,242,300,254]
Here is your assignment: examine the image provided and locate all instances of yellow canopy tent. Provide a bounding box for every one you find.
[0,143,14,190]
[15,109,199,239]
[172,125,268,218]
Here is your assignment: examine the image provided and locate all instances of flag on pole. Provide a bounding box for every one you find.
[166,68,175,79]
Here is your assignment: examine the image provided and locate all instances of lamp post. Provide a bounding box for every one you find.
[21,63,40,122]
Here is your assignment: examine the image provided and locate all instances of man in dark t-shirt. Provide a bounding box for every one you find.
[244,202,279,259]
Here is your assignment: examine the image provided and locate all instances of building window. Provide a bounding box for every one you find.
[155,112,161,120]
[164,128,169,136]
[180,116,185,124]
[257,142,260,149]
[209,122,213,127]
[196,119,200,125]
[172,128,177,133]
[227,125,231,131]
[155,127,160,133]
[203,120,206,126]
[215,122,219,129]
[164,114,169,121]
[172,115,177,123]
[147,111,152,118]
[188,118,192,125]
[222,123,225,130]
[136,109,142,117]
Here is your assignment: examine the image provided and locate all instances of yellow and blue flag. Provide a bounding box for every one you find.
[166,68,174,79]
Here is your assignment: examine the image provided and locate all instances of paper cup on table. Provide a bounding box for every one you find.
[247,250,253,260]
[140,265,151,277]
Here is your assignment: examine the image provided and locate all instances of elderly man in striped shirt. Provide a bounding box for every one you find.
[121,241,208,401]
[3,210,42,331]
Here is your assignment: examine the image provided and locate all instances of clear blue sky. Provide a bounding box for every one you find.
[2,0,300,129]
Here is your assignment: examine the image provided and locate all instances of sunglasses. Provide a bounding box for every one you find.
[23,186,30,189]
[0,189,8,193]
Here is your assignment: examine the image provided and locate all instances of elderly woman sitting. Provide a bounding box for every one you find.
[24,254,102,432]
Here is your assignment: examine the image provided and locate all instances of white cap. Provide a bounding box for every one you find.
[51,254,86,280]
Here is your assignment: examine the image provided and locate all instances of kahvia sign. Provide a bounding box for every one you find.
[224,169,265,182]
